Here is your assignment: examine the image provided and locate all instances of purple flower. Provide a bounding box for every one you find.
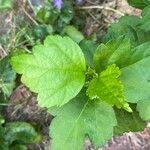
[53,0,63,10]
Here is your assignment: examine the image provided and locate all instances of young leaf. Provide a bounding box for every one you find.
[87,64,131,111]
[114,106,146,135]
[137,99,150,121]
[0,57,16,100]
[11,35,86,107]
[49,91,117,150]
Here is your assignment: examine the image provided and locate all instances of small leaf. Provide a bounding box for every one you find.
[114,106,146,135]
[63,25,84,43]
[137,99,150,121]
[0,57,16,100]
[11,35,86,107]
[87,64,131,111]
[4,122,41,145]
[50,91,117,150]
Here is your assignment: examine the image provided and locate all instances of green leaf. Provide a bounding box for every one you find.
[63,25,84,43]
[137,99,150,121]
[142,6,150,19]
[120,41,150,103]
[4,122,41,145]
[137,6,150,32]
[0,0,12,10]
[50,91,117,150]
[103,15,150,47]
[0,119,8,150]
[87,64,131,111]
[11,35,86,107]
[103,16,141,46]
[94,37,131,73]
[93,37,150,104]
[114,106,146,135]
[36,1,59,24]
[0,114,4,125]
[10,145,27,150]
[0,57,16,100]
[80,39,98,67]
[127,0,150,9]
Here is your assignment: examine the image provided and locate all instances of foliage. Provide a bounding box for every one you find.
[103,7,150,47]
[11,29,150,149]
[87,64,131,111]
[0,57,16,101]
[50,90,117,150]
[127,0,150,9]
[2,0,150,150]
[0,0,12,10]
[0,120,41,150]
[11,35,86,108]
[114,106,146,135]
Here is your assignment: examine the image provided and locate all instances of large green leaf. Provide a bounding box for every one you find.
[114,106,146,135]
[11,35,86,107]
[137,99,150,121]
[49,91,117,150]
[0,57,16,100]
[87,64,131,111]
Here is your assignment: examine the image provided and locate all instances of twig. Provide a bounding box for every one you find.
[79,5,125,16]
[0,45,8,58]
[87,11,101,24]
[21,6,38,26]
